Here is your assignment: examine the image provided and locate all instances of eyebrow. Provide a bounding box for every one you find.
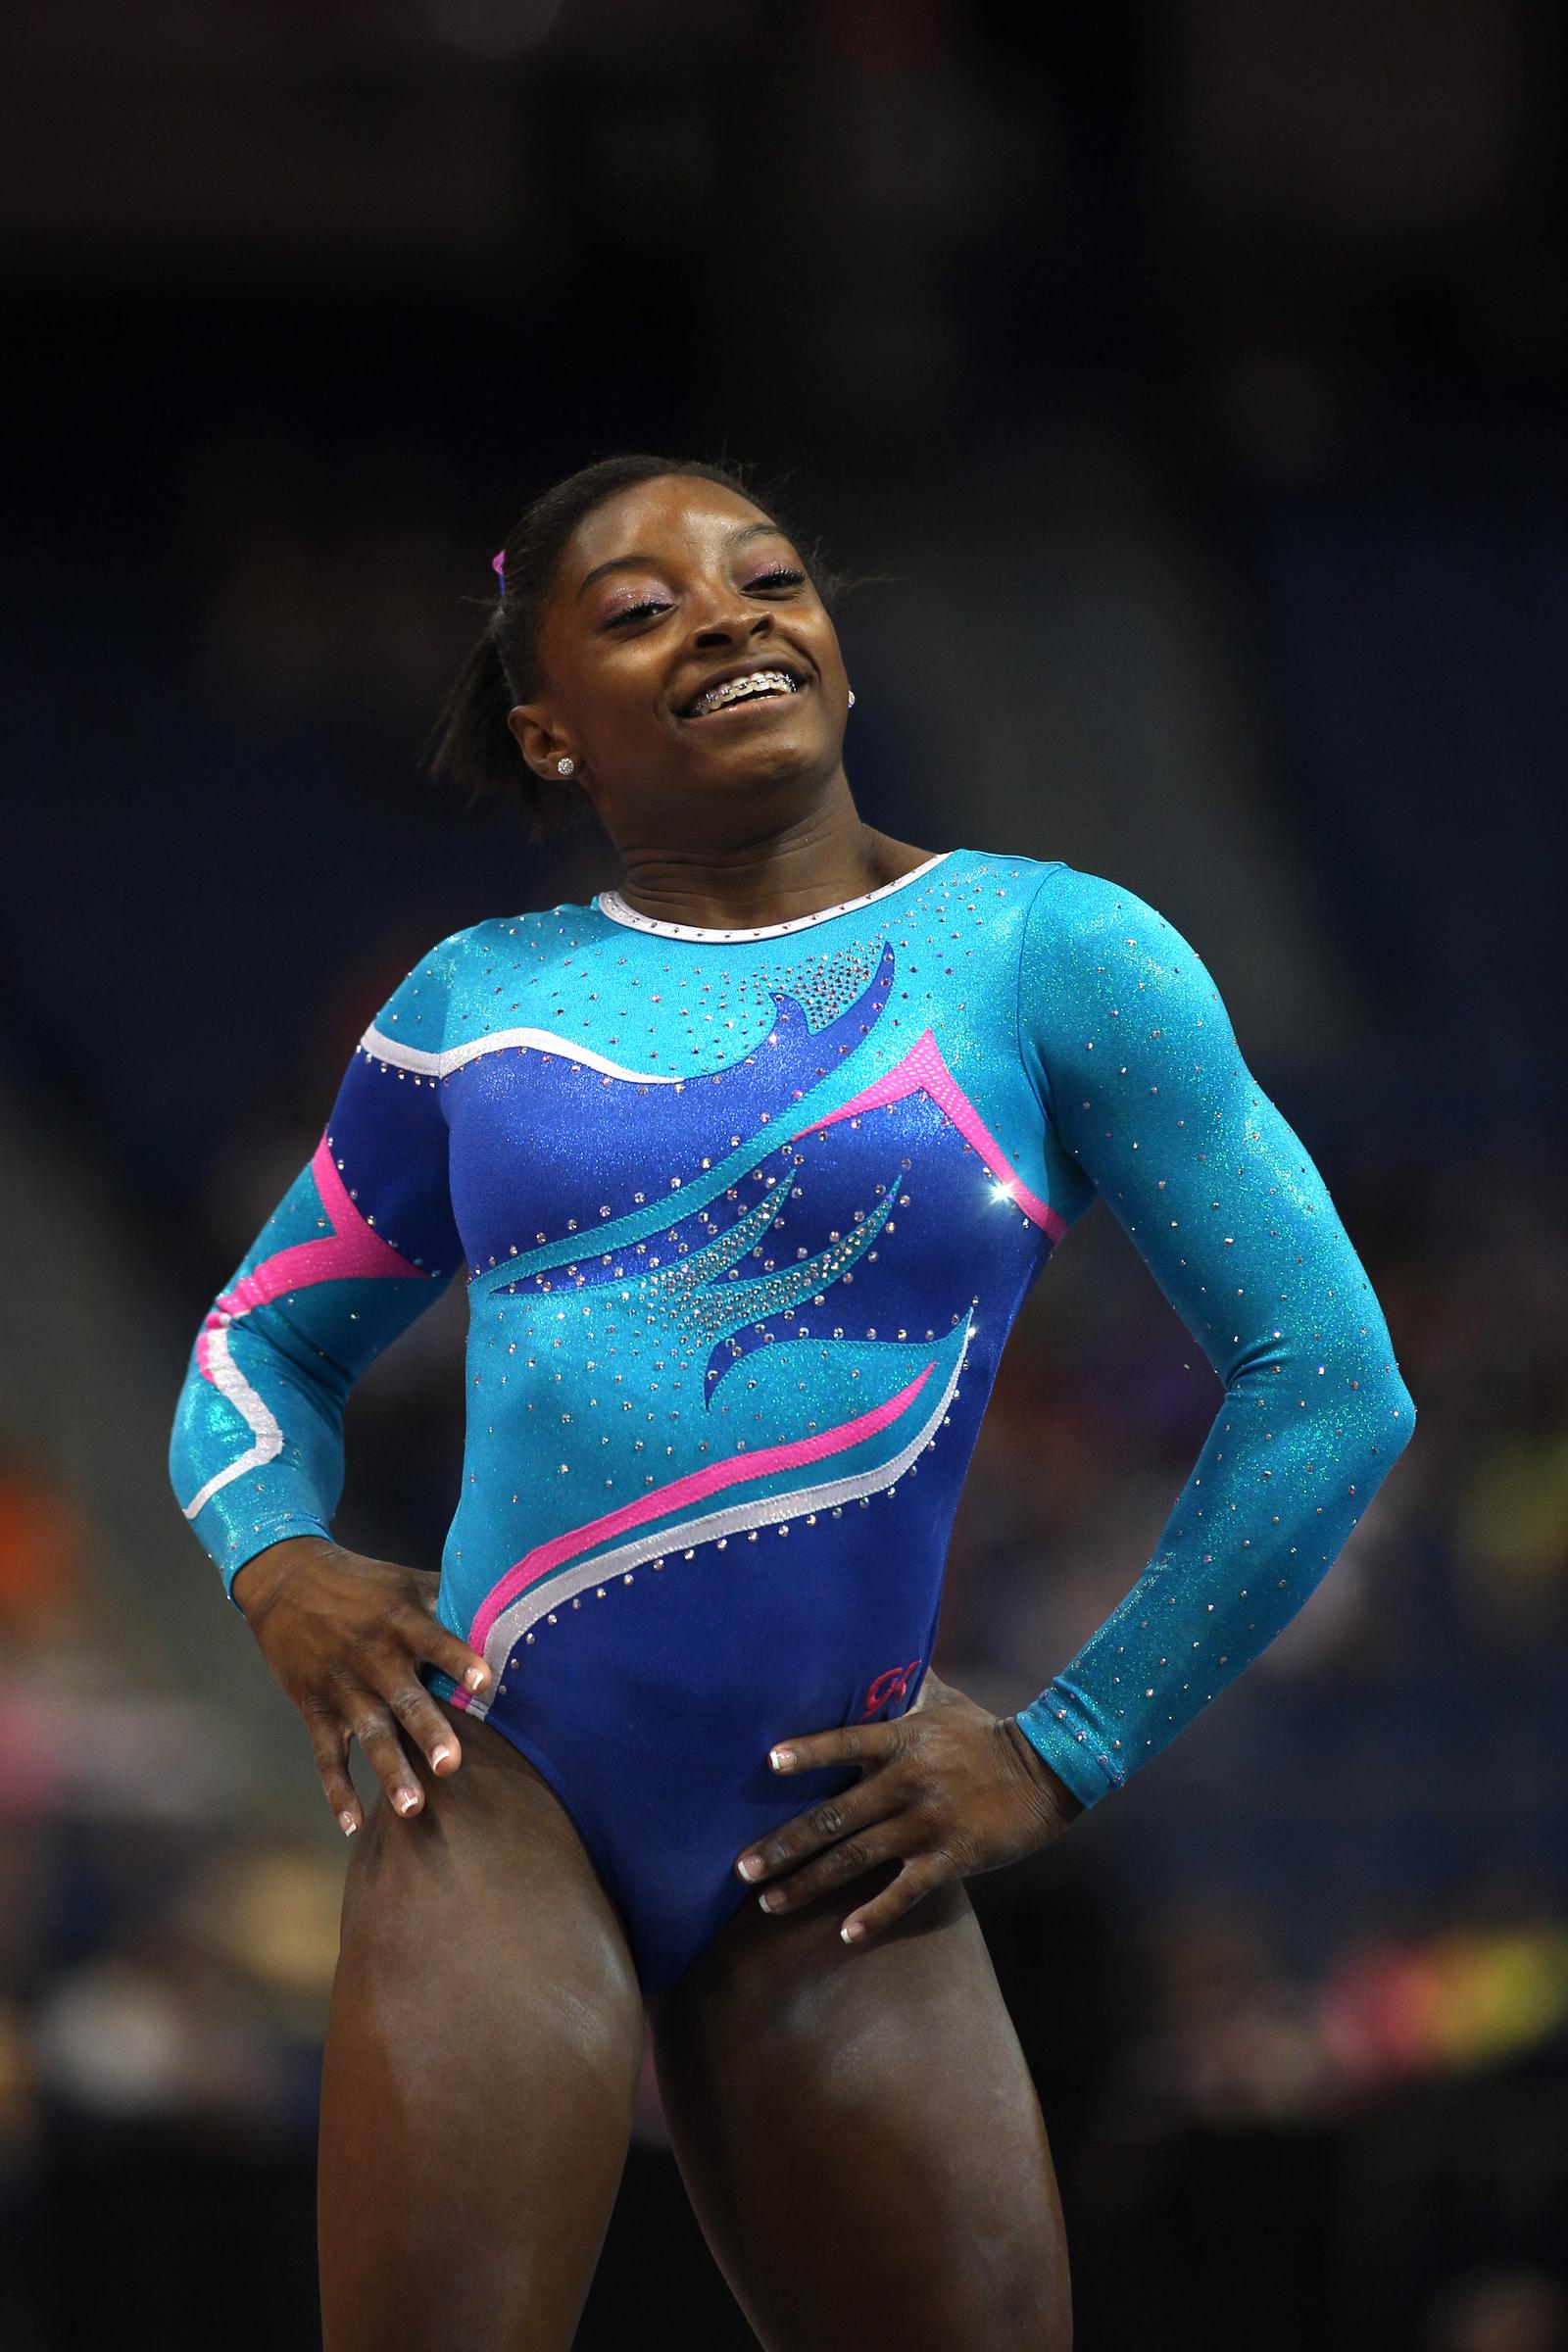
[574,519,786,599]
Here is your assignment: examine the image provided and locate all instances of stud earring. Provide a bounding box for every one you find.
[557,757,576,776]
[847,689,857,709]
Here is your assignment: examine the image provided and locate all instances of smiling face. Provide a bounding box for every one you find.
[508,474,851,849]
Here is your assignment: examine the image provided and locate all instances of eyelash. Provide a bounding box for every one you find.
[604,566,807,629]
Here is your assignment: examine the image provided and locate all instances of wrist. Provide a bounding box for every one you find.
[232,1534,332,1628]
[1002,1715,1086,1825]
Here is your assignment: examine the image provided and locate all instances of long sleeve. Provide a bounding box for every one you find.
[1011,864,1416,1807]
[170,938,467,1599]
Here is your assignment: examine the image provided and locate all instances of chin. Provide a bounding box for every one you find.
[690,726,834,792]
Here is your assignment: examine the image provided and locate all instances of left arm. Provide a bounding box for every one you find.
[736,864,1416,1941]
[1008,863,1416,1803]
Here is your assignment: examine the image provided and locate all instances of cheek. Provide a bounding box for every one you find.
[575,652,672,745]
[806,622,848,689]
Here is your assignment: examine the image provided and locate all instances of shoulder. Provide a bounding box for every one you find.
[1019,862,1209,972]
[947,850,1183,944]
[1016,863,1237,1059]
[927,849,1066,970]
[1021,860,1159,934]
[363,898,618,1061]
[951,852,1195,976]
[945,847,1064,911]
[362,913,523,1058]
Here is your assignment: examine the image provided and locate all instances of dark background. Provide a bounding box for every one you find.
[1,4,1564,2348]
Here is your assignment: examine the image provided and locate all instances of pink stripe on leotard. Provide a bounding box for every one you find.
[466,1360,937,1657]
[196,1137,424,1378]
[792,1029,1066,1241]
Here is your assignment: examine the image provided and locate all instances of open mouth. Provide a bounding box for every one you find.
[680,665,808,720]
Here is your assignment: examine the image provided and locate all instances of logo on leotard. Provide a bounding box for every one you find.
[860,1659,921,1720]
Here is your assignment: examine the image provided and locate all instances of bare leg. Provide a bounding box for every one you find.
[650,1862,1071,2351]
[318,1705,646,2352]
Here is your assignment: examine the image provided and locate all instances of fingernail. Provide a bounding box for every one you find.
[759,1890,780,1912]
[769,1747,796,1772]
[338,1812,358,1837]
[395,1788,419,1815]
[465,1665,488,1691]
[737,1855,762,1881]
[842,1922,865,1943]
[431,1743,453,1767]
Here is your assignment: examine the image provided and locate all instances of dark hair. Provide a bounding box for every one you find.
[424,452,840,839]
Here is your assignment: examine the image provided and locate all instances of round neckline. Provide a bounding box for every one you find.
[596,851,952,943]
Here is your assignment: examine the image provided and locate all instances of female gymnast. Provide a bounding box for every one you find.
[171,454,1415,2350]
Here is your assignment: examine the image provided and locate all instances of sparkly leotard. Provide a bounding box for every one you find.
[171,850,1414,1994]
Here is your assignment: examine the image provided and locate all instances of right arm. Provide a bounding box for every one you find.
[170,933,491,1828]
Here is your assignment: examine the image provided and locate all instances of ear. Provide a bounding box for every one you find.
[508,703,579,783]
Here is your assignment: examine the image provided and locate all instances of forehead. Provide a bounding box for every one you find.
[564,475,785,577]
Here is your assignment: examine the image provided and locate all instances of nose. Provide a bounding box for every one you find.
[689,592,772,650]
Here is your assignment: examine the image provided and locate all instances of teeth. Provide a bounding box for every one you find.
[690,668,799,716]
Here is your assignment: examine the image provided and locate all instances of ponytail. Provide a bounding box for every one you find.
[423,610,583,840]
[424,620,514,796]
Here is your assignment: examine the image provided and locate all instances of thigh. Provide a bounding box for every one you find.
[318,1703,646,2352]
[649,1862,1071,2352]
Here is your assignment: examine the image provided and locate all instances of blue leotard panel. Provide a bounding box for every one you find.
[171,850,1414,1994]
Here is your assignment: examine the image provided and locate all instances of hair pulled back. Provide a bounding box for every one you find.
[425,453,834,840]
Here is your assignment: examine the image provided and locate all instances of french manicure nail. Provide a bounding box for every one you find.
[395,1788,419,1815]
[769,1747,796,1771]
[737,1855,762,1881]
[759,1891,779,1912]
[465,1666,488,1691]
[339,1812,358,1837]
[431,1743,453,1767]
[842,1922,864,1943]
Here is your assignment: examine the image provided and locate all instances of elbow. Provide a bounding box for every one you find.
[1391,1371,1417,1457]
[1254,1329,1418,1463]
[1351,1356,1417,1494]
[1306,1359,1416,1547]
[1376,1353,1417,1461]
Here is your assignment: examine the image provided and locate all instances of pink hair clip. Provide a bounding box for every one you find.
[492,549,506,594]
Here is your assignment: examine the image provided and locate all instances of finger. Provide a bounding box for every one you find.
[766,1720,903,1777]
[840,1853,952,1947]
[736,1782,889,1884]
[398,1604,492,1699]
[756,1825,905,1914]
[304,1701,362,1837]
[371,1654,465,1776]
[338,1684,424,1818]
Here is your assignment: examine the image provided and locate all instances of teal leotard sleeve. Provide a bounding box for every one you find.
[1011,864,1416,1808]
[169,935,466,1598]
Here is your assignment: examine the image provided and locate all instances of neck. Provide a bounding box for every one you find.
[608,791,931,934]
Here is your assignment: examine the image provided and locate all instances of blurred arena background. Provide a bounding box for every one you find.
[1,4,1564,2347]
